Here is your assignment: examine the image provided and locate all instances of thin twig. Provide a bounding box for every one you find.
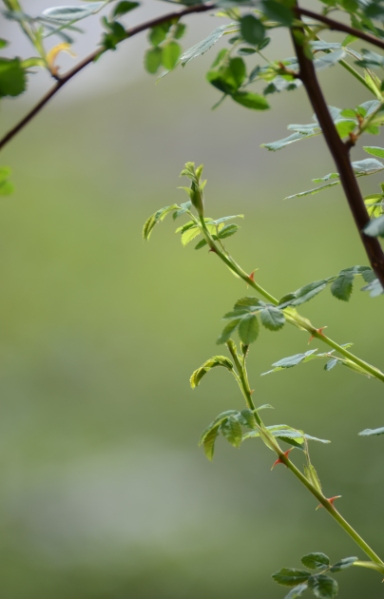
[297,6,384,52]
[291,8,384,288]
[0,2,215,151]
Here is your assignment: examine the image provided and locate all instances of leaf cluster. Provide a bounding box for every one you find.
[273,553,358,599]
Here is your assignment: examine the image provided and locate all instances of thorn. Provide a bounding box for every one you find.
[250,389,255,395]
[272,448,293,470]
[247,269,258,288]
[316,495,342,510]
[208,247,217,254]
[308,326,327,344]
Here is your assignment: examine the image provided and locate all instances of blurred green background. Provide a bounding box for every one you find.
[1,3,384,597]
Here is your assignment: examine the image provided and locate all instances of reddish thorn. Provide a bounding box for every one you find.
[250,389,255,395]
[316,495,342,510]
[308,326,327,344]
[272,448,293,470]
[249,271,255,282]
[208,247,217,254]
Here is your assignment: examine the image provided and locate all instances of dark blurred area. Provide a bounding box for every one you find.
[0,2,384,597]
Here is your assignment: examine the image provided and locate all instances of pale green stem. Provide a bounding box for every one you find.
[228,336,384,571]
[195,214,384,384]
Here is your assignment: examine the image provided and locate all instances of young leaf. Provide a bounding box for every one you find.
[190,356,234,389]
[308,575,338,599]
[301,553,330,571]
[142,204,179,240]
[330,272,354,301]
[260,306,285,331]
[217,319,241,345]
[358,426,384,436]
[220,416,243,447]
[272,568,310,587]
[330,557,358,572]
[202,425,220,461]
[238,314,259,344]
[238,409,257,429]
[324,358,338,371]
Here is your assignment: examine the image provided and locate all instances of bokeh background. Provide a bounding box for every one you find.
[1,1,384,597]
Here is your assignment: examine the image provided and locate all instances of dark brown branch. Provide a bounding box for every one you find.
[0,2,215,151]
[296,7,384,52]
[291,14,384,288]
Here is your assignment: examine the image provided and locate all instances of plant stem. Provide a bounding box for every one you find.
[229,351,384,570]
[281,453,384,571]
[195,213,384,383]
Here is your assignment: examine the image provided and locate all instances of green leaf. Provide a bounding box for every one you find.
[218,223,239,239]
[263,130,319,152]
[324,358,338,371]
[190,355,234,389]
[283,584,308,599]
[202,425,220,460]
[279,280,328,307]
[217,319,241,344]
[272,568,310,587]
[174,23,186,40]
[0,58,26,97]
[162,41,181,70]
[240,14,265,45]
[308,575,338,599]
[149,22,172,47]
[144,47,162,74]
[358,426,384,436]
[330,272,354,301]
[363,146,384,159]
[262,349,318,375]
[199,410,240,460]
[180,24,232,66]
[113,1,139,17]
[330,557,358,572]
[142,204,178,240]
[238,314,259,344]
[0,166,14,195]
[301,553,330,571]
[207,56,246,94]
[260,306,285,331]
[232,91,269,110]
[364,215,384,237]
[220,416,243,447]
[195,238,208,250]
[238,409,257,429]
[261,0,293,26]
